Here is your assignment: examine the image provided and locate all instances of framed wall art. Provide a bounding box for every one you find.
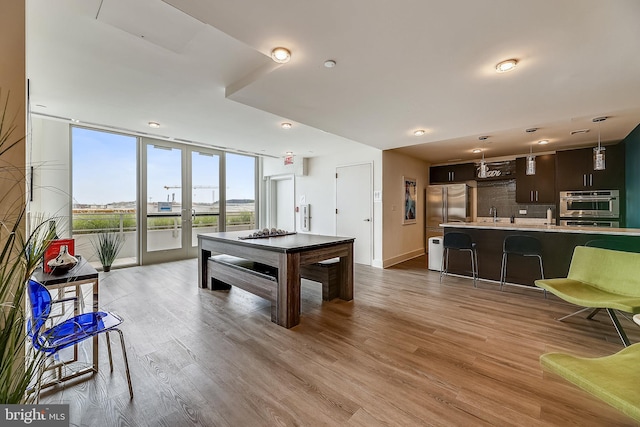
[403,176,417,225]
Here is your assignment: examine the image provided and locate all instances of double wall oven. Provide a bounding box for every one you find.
[559,190,620,227]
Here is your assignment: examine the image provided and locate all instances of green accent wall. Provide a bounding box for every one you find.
[625,123,640,228]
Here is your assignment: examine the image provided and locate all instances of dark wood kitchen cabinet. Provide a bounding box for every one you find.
[430,163,476,183]
[556,144,625,191]
[515,154,556,203]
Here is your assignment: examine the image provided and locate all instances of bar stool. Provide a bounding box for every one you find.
[440,232,478,287]
[500,235,544,291]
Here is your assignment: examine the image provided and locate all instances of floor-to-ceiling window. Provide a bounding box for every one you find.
[225,153,257,231]
[72,127,259,267]
[71,127,138,268]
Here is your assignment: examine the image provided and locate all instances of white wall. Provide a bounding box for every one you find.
[382,150,430,267]
[263,144,383,267]
[28,117,72,236]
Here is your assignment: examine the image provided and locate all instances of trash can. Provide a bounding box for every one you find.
[428,236,444,271]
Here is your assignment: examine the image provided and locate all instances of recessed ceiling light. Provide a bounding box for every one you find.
[413,129,426,136]
[324,60,336,68]
[570,129,590,135]
[538,140,549,145]
[281,122,292,129]
[496,58,518,73]
[271,47,291,64]
[148,121,160,128]
[472,149,482,154]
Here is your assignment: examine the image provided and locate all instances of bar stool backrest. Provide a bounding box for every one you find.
[443,232,474,250]
[503,235,542,256]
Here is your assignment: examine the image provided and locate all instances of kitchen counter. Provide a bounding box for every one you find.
[438,222,640,287]
[442,221,640,236]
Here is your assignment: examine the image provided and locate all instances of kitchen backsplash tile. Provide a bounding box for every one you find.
[477,179,555,219]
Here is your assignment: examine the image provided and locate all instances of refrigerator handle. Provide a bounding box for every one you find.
[442,188,447,223]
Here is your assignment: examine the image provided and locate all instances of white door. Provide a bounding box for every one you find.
[274,176,295,231]
[336,163,372,265]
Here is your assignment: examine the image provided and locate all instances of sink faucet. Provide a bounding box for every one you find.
[489,206,498,222]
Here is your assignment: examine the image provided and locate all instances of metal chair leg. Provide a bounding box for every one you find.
[557,307,593,321]
[500,252,507,291]
[471,249,478,288]
[607,309,631,347]
[440,248,448,283]
[116,329,134,399]
[105,331,114,372]
[586,308,601,320]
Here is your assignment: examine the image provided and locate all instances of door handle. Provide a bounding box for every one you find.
[589,174,593,187]
[583,174,587,187]
[363,218,371,222]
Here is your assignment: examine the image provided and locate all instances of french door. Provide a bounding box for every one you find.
[141,139,222,263]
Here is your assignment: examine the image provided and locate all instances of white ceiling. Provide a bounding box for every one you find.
[27,0,640,164]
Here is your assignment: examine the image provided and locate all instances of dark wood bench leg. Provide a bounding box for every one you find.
[210,277,231,291]
[300,263,340,301]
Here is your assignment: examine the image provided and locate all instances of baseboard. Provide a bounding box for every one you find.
[382,249,425,268]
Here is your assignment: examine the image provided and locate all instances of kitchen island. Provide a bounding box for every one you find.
[441,222,640,287]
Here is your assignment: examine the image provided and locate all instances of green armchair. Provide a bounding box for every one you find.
[535,246,640,346]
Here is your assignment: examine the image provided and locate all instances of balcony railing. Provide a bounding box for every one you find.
[71,209,256,266]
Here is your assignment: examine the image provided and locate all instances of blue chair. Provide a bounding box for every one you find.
[27,279,133,399]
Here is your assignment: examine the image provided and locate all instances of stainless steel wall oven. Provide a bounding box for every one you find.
[559,190,619,219]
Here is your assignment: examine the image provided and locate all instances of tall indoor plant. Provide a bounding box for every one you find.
[0,90,56,403]
[91,231,124,272]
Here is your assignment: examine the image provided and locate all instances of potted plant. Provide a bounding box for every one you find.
[0,90,56,403]
[91,231,124,272]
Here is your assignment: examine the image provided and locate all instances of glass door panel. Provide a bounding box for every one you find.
[146,144,183,253]
[190,150,220,250]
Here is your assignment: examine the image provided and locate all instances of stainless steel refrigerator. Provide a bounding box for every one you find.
[426,183,472,239]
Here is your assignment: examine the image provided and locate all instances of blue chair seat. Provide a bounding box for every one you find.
[27,279,133,399]
[36,311,123,354]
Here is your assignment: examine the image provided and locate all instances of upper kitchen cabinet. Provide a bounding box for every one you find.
[430,163,476,183]
[556,144,625,191]
[515,154,556,204]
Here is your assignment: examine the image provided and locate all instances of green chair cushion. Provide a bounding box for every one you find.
[535,246,640,314]
[535,278,640,314]
[566,246,640,297]
[540,343,640,422]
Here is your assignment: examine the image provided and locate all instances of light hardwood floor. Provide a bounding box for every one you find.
[40,256,639,426]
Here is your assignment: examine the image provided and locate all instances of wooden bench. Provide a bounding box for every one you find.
[300,257,341,301]
[535,245,640,346]
[208,255,341,309]
[208,254,277,297]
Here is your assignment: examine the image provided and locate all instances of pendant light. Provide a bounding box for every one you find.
[593,116,607,171]
[477,136,489,178]
[524,128,537,176]
[479,151,488,178]
[526,146,536,175]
